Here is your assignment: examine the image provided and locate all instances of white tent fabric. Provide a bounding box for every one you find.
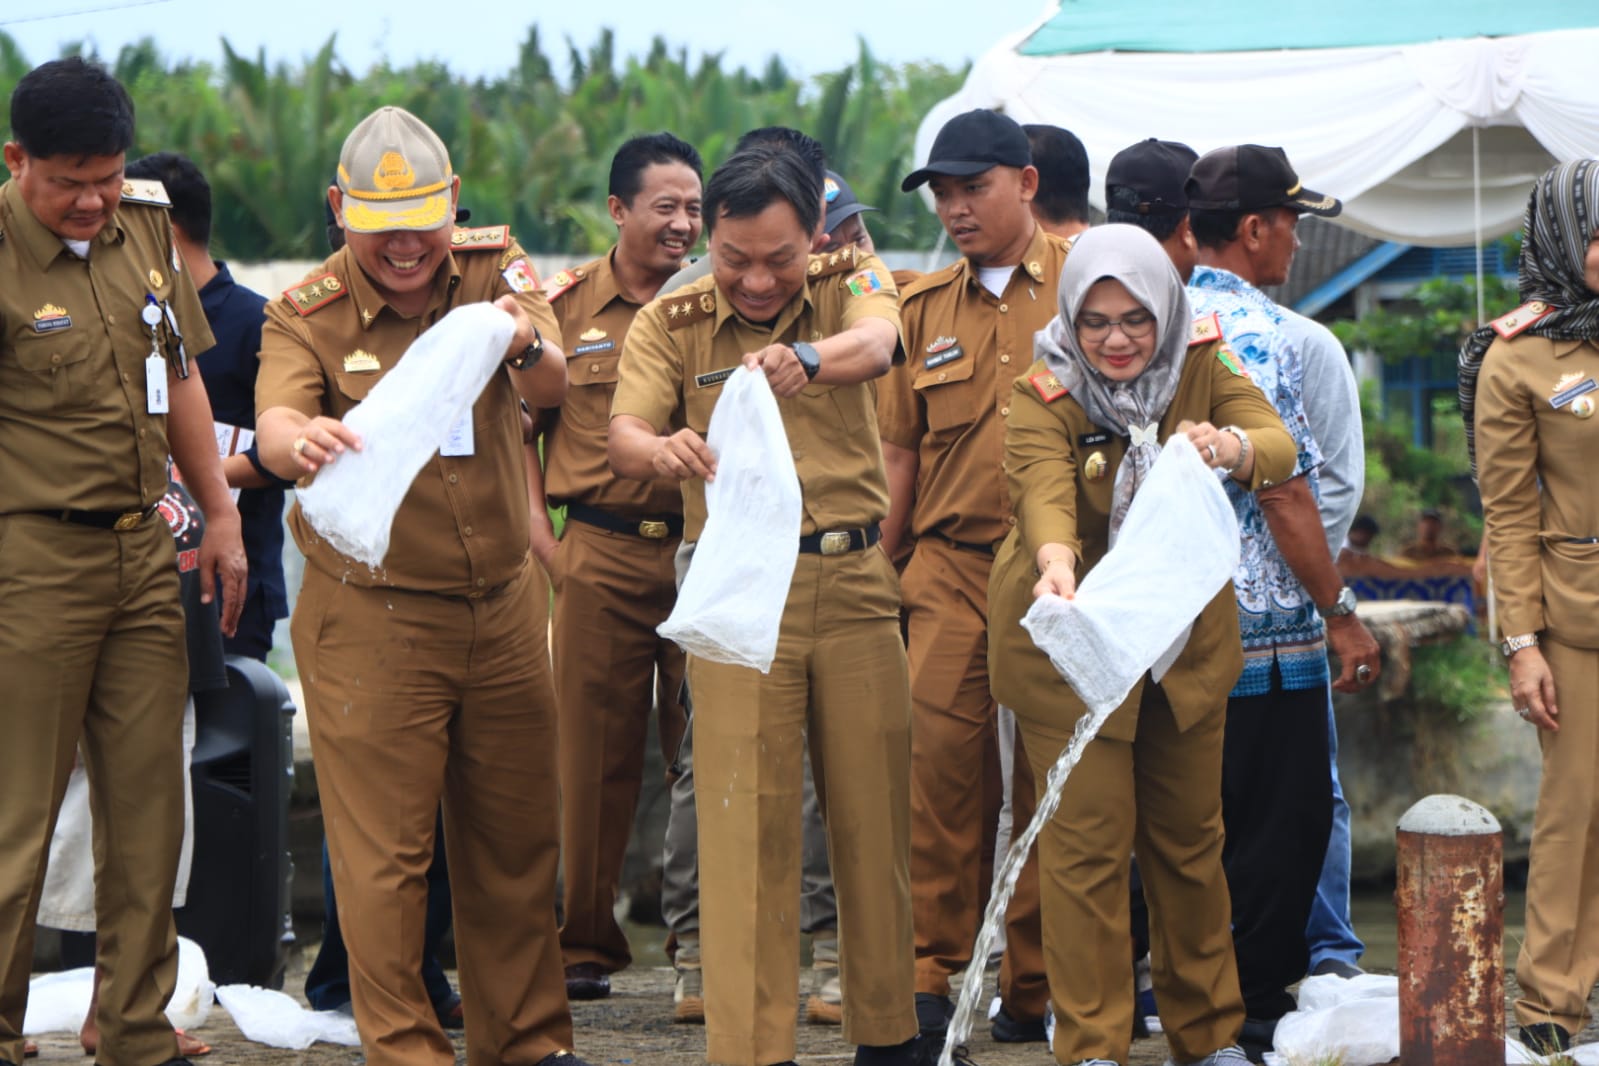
[918,27,1599,246]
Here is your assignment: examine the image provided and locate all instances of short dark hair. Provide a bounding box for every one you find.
[609,132,703,206]
[1351,514,1380,537]
[703,142,823,237]
[125,151,211,246]
[1106,185,1183,241]
[10,57,135,160]
[1023,124,1090,225]
[734,126,826,183]
[1188,206,1252,250]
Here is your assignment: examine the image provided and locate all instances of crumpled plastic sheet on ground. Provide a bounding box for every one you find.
[25,936,213,1034]
[1266,972,1599,1066]
[659,367,800,673]
[1019,434,1240,716]
[214,984,361,1049]
[298,302,516,568]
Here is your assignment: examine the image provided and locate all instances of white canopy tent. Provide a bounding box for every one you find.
[918,7,1599,247]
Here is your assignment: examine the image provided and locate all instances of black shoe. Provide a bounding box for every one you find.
[990,1006,1047,1043]
[915,992,953,1042]
[1520,1022,1573,1054]
[1237,1018,1277,1064]
[564,962,611,1001]
[433,990,464,1030]
[533,1052,596,1066]
[856,1035,977,1066]
[1307,958,1364,979]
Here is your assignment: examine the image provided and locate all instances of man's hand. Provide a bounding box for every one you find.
[653,428,717,482]
[1510,645,1560,732]
[1032,545,1077,600]
[1326,613,1381,693]
[199,504,248,637]
[289,415,363,474]
[743,345,808,398]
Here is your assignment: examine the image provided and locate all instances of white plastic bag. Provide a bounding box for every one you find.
[1020,434,1240,714]
[25,937,213,1035]
[658,367,801,672]
[1271,973,1400,1066]
[214,984,361,1049]
[298,302,517,568]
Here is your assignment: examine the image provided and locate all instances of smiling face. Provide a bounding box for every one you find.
[612,160,703,280]
[4,144,124,242]
[708,198,813,324]
[332,178,459,312]
[928,164,1038,267]
[1075,278,1158,382]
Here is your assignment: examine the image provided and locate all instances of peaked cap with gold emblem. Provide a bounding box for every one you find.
[337,107,455,234]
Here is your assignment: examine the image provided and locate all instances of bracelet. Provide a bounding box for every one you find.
[1218,425,1251,475]
[1500,632,1539,658]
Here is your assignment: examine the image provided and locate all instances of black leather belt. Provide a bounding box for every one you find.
[934,532,996,557]
[23,505,158,531]
[566,501,683,540]
[799,524,882,556]
[1561,536,1599,544]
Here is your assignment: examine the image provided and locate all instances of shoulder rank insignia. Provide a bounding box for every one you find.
[1490,300,1555,340]
[1189,312,1223,347]
[118,179,171,207]
[283,272,348,317]
[1029,372,1068,403]
[664,290,716,330]
[541,268,585,302]
[807,246,859,278]
[449,225,512,250]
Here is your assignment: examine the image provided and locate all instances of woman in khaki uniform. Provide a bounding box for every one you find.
[988,226,1294,1066]
[1465,159,1599,1055]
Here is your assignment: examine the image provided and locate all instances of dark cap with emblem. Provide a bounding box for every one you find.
[1185,144,1341,218]
[901,109,1032,192]
[824,170,877,235]
[1106,138,1198,215]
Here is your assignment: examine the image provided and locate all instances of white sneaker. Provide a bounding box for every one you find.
[1166,1046,1250,1066]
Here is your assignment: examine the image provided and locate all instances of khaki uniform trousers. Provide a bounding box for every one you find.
[1516,636,1599,1035]
[691,547,917,1065]
[293,563,572,1066]
[903,538,1047,1016]
[551,518,687,971]
[1014,682,1243,1065]
[0,514,186,1066]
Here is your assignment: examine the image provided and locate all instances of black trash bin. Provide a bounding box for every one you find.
[175,655,296,988]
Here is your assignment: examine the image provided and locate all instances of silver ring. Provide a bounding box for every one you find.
[1206,443,1218,462]
[1356,664,1372,683]
[1517,706,1531,719]
[292,437,308,454]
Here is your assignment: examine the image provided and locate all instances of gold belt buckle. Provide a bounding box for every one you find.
[638,520,669,540]
[113,509,145,532]
[819,530,852,556]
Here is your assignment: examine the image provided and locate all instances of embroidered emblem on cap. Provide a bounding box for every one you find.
[374,152,417,192]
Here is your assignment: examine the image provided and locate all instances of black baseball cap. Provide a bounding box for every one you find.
[1106,138,1198,215]
[1185,144,1341,217]
[901,109,1032,192]
[824,170,877,234]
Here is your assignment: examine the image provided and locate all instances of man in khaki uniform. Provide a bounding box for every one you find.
[254,107,579,1066]
[610,135,924,1066]
[532,132,703,1000]
[0,58,245,1066]
[880,108,1060,1044]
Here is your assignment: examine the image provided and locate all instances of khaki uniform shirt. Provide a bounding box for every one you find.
[879,226,1069,547]
[256,228,558,596]
[612,248,903,542]
[1477,330,1599,648]
[540,249,680,517]
[0,179,214,511]
[988,342,1295,740]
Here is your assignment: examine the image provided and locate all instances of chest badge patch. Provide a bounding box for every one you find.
[580,328,607,342]
[1084,451,1108,481]
[1550,371,1598,410]
[34,303,72,333]
[343,350,381,373]
[1572,395,1596,420]
[924,336,964,369]
[148,268,164,290]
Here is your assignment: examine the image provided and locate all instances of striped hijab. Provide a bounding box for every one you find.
[1459,159,1599,474]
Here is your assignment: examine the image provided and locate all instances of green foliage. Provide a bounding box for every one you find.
[1409,635,1505,725]
[1357,380,1481,554]
[0,29,967,261]
[1330,268,1520,366]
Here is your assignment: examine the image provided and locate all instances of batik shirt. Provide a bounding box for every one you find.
[1189,265,1328,697]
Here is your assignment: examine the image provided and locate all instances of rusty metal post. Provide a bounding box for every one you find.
[1396,794,1505,1065]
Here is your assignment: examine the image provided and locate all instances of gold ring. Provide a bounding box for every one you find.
[292,437,308,454]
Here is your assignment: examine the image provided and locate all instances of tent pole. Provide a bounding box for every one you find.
[1473,126,1486,326]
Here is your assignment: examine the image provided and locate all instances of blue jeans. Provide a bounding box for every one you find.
[304,810,456,1010]
[1305,688,1364,968]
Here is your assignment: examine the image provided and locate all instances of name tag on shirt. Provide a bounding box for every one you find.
[146,355,168,413]
[441,412,474,457]
[1079,431,1112,447]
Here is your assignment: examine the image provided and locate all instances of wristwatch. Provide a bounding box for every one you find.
[1321,586,1358,618]
[792,340,822,380]
[505,327,544,371]
[1500,632,1539,657]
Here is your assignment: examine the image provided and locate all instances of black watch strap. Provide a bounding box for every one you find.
[793,340,821,380]
[506,327,544,371]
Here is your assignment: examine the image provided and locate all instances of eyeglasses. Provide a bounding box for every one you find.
[1076,310,1156,341]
